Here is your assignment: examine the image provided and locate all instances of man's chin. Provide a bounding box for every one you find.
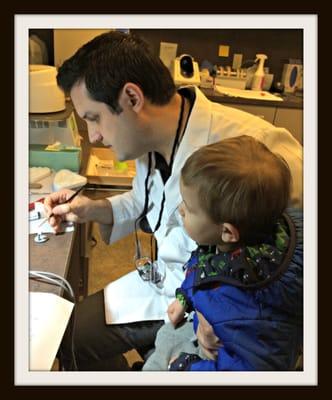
[106,146,125,160]
[108,145,144,161]
[115,153,134,162]
[118,151,143,161]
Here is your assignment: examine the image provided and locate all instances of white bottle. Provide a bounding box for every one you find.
[251,54,268,91]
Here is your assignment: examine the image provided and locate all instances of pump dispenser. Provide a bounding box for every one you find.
[251,54,268,91]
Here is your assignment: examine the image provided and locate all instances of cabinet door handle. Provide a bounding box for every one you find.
[256,115,265,119]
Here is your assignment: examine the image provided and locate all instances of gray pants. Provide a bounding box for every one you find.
[143,319,204,371]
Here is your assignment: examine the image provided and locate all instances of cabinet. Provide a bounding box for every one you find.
[273,108,303,145]
[228,103,276,124]
[227,103,302,144]
[203,88,303,144]
[29,224,89,301]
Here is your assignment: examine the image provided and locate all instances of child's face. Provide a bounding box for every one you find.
[178,179,221,245]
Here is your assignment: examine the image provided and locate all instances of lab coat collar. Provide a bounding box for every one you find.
[164,86,212,217]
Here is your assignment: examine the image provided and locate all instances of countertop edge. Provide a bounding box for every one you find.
[201,88,303,109]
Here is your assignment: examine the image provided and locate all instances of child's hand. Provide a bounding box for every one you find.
[167,299,186,326]
[196,311,222,360]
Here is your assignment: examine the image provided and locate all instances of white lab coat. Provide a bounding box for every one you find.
[103,86,303,324]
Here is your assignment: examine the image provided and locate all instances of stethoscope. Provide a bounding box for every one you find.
[134,94,186,284]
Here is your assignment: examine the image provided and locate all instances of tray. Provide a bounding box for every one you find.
[86,147,136,187]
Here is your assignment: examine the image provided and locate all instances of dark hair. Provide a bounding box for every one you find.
[57,31,176,114]
[181,135,291,244]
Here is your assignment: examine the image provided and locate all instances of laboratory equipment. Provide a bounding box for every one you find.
[170,54,201,86]
[29,65,65,113]
[34,231,49,243]
[29,64,82,174]
[29,103,82,172]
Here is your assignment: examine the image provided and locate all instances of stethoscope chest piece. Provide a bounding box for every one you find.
[135,255,164,287]
[135,256,154,281]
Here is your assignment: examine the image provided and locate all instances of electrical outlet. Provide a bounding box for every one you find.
[219,45,230,57]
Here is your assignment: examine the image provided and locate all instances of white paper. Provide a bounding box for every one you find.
[159,42,178,70]
[104,271,170,324]
[215,85,283,101]
[29,201,74,234]
[29,292,74,371]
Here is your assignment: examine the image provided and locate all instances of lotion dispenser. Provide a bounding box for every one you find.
[251,54,268,91]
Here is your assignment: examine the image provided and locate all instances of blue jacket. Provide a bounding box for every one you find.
[173,209,303,371]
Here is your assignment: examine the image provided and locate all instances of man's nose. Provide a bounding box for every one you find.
[87,126,102,143]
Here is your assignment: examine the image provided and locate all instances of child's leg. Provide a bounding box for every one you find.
[143,320,199,371]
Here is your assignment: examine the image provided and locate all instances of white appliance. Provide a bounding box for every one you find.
[281,64,303,93]
[29,65,66,113]
[170,54,201,86]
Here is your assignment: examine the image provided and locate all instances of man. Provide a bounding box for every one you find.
[45,31,303,370]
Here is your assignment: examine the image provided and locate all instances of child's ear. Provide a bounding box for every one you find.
[220,223,240,243]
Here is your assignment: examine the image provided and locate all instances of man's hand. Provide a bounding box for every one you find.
[196,311,222,360]
[44,189,97,232]
[167,299,186,327]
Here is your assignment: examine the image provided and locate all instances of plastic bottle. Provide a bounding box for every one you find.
[251,54,268,91]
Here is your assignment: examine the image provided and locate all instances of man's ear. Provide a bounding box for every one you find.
[220,223,240,243]
[119,82,144,113]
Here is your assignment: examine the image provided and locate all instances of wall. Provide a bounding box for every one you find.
[29,28,302,83]
[133,29,303,82]
[53,29,111,67]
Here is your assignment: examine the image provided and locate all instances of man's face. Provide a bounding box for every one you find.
[70,81,146,161]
